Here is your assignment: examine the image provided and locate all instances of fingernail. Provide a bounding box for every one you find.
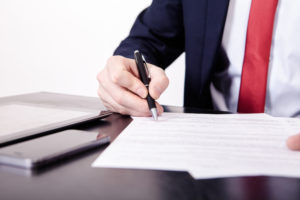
[137,88,146,98]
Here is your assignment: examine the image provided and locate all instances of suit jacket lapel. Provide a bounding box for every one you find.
[200,0,230,86]
[183,0,230,107]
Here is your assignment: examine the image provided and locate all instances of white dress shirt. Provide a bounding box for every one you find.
[212,0,300,117]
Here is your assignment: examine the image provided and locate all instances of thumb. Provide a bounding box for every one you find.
[147,64,169,100]
[286,133,300,151]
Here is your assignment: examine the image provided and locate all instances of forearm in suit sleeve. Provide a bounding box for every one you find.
[113,0,185,69]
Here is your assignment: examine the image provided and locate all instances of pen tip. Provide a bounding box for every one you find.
[151,108,158,121]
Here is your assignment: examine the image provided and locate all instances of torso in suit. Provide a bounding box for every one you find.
[114,0,230,109]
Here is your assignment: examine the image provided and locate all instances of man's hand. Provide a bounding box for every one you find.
[287,134,300,151]
[97,56,169,116]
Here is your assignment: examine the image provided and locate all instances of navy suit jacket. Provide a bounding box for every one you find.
[114,0,230,109]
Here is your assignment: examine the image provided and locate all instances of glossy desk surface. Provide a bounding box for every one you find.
[0,92,299,200]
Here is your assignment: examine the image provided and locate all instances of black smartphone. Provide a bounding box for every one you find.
[0,130,110,169]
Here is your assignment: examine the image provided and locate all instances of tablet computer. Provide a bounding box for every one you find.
[0,130,110,169]
[0,103,111,146]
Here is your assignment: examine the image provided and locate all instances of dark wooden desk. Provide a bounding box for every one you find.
[0,92,300,200]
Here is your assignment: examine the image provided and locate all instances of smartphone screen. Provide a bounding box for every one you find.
[0,130,110,169]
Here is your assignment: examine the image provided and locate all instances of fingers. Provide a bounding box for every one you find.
[286,133,300,151]
[111,70,148,98]
[148,63,169,100]
[98,83,124,113]
[106,56,147,98]
[97,56,164,117]
[98,80,163,116]
[98,67,148,115]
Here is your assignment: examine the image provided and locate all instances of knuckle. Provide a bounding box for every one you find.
[97,71,105,83]
[128,79,137,90]
[106,55,123,67]
[111,70,123,84]
[114,91,125,105]
[106,56,116,66]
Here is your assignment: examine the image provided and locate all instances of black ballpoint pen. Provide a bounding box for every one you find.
[134,50,158,120]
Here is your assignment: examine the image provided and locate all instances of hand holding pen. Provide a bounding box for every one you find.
[134,50,158,120]
[97,54,169,118]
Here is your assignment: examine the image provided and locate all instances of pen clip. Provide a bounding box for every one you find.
[141,55,151,79]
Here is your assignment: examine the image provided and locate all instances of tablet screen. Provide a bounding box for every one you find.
[0,103,102,144]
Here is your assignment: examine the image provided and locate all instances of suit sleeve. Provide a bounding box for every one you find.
[113,0,184,69]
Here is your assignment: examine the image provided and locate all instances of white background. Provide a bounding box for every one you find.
[0,0,185,106]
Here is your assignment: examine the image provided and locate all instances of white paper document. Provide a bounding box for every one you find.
[92,113,300,179]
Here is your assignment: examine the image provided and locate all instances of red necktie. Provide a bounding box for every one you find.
[237,0,278,113]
